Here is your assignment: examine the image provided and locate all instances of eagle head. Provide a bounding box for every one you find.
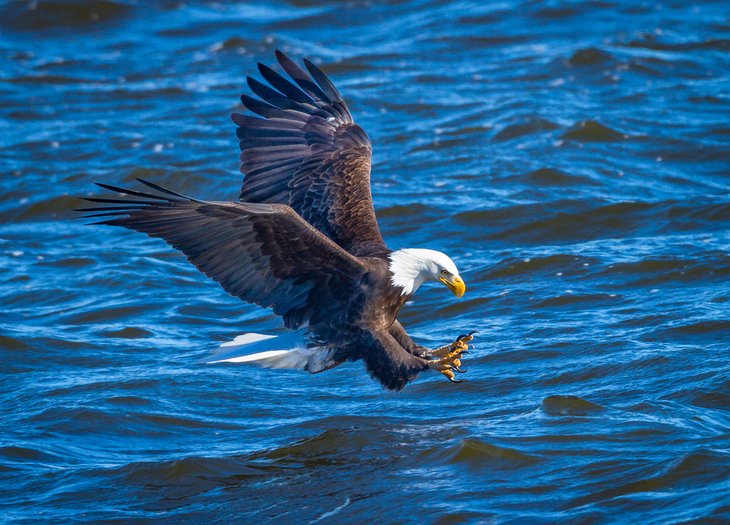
[388,248,465,298]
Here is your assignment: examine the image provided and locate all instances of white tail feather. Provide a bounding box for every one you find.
[218,333,276,349]
[202,332,337,373]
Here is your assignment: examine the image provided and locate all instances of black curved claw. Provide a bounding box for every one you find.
[447,376,463,383]
[459,350,470,355]
[456,330,479,343]
[453,366,468,374]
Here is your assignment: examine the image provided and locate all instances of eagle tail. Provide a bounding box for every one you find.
[201,332,339,373]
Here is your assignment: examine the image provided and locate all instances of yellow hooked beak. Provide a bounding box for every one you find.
[439,275,466,298]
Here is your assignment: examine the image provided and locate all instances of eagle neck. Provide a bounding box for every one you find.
[388,249,433,296]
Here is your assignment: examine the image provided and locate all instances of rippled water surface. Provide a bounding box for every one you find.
[1,0,729,523]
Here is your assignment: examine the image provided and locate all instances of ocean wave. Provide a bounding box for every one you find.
[561,120,627,142]
[492,116,560,142]
[566,449,730,511]
[541,395,605,417]
[0,0,133,32]
[423,438,539,468]
[568,47,615,67]
[454,199,730,244]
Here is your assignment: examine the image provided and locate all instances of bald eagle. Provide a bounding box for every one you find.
[79,51,475,391]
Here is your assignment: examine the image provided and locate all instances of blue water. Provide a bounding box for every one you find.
[1,0,729,523]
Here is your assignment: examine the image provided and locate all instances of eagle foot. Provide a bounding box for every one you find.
[429,357,464,383]
[428,331,477,382]
[430,330,478,358]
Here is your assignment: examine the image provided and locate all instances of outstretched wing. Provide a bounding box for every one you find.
[233,50,387,258]
[79,180,367,330]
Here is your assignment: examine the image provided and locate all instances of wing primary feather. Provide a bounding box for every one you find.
[77,210,151,219]
[94,182,171,201]
[80,197,161,205]
[135,178,201,202]
[241,95,307,122]
[236,127,305,140]
[303,58,344,103]
[257,62,315,104]
[231,113,303,131]
[274,50,330,102]
[246,77,309,112]
[76,205,152,212]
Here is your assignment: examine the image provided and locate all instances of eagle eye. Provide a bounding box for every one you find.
[440,269,448,275]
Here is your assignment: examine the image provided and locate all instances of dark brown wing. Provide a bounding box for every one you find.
[78,180,367,330]
[232,50,387,258]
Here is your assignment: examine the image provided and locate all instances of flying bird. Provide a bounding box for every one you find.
[79,50,475,391]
